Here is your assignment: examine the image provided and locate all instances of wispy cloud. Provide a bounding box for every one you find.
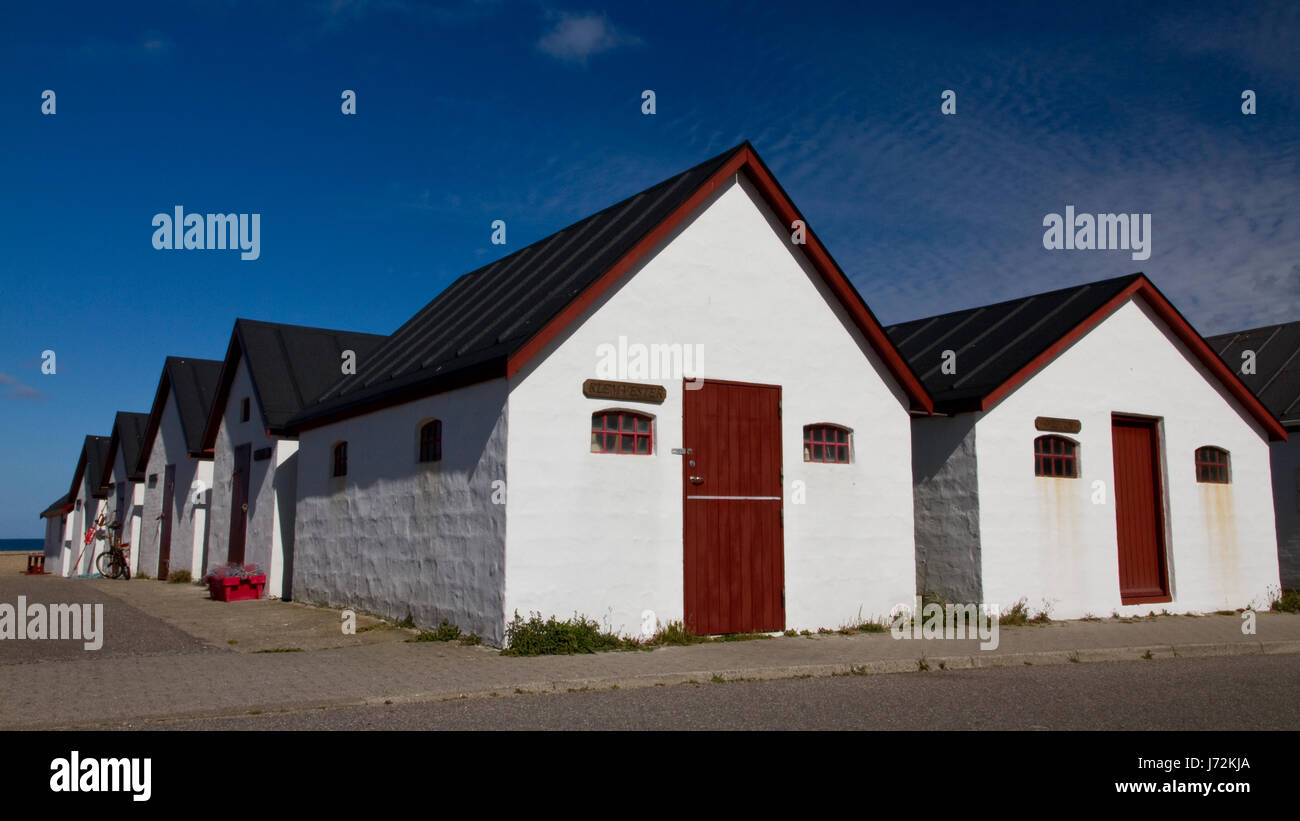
[535,11,639,65]
[76,30,175,60]
[0,372,46,401]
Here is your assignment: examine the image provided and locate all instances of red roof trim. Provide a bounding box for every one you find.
[505,145,934,413]
[979,275,1287,442]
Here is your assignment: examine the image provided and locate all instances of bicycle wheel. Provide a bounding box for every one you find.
[95,552,115,578]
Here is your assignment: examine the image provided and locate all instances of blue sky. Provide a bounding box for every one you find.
[2,0,1297,536]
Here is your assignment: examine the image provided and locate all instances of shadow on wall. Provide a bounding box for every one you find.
[911,415,983,605]
[292,389,508,643]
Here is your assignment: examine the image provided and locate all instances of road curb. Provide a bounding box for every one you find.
[368,638,1300,707]
[20,637,1300,729]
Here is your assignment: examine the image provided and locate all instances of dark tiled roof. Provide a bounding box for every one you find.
[105,411,151,483]
[167,357,224,455]
[885,274,1143,410]
[72,435,112,500]
[138,357,226,473]
[224,319,387,435]
[1206,321,1300,428]
[40,492,72,519]
[288,143,750,429]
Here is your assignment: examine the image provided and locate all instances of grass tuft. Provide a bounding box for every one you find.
[501,611,630,656]
[1270,588,1300,613]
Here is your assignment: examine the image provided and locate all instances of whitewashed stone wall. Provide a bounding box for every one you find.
[293,379,509,644]
[1271,436,1300,589]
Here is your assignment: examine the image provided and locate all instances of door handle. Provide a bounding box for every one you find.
[689,476,704,485]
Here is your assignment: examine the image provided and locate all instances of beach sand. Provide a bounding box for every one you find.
[0,552,41,576]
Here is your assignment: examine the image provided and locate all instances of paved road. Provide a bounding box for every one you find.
[0,574,216,665]
[124,654,1300,730]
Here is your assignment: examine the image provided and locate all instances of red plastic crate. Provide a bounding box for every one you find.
[209,574,266,602]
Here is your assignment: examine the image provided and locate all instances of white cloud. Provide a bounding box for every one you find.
[536,12,638,65]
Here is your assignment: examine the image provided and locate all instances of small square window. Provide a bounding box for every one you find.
[591,411,653,455]
[1034,436,1078,478]
[803,425,851,463]
[240,397,250,423]
[1194,447,1230,484]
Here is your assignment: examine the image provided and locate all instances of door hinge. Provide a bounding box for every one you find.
[778,401,782,419]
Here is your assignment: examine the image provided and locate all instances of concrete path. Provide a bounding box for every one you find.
[2,572,1298,729]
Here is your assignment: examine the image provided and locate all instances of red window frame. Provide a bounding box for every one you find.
[332,442,348,477]
[1194,446,1230,484]
[804,424,851,464]
[419,420,442,463]
[1034,435,1078,478]
[591,411,653,455]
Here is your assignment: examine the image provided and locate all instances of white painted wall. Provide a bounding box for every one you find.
[106,447,143,577]
[139,392,213,579]
[505,175,917,638]
[68,478,104,577]
[1272,435,1300,589]
[208,357,292,596]
[42,515,62,570]
[44,506,74,577]
[293,379,509,643]
[975,297,1280,619]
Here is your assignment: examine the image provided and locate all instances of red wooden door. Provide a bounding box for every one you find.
[228,444,251,565]
[683,379,784,635]
[158,464,175,578]
[1111,416,1169,604]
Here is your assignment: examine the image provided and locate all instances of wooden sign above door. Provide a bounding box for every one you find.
[1035,416,1082,434]
[582,379,667,404]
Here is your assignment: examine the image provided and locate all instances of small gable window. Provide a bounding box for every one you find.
[1034,435,1078,478]
[240,397,250,423]
[148,474,158,488]
[591,411,652,455]
[332,442,348,478]
[419,420,443,463]
[1195,447,1230,484]
[804,424,851,463]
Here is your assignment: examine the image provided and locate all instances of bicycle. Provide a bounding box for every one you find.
[90,511,132,580]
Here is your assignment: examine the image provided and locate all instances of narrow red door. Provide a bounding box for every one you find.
[683,379,784,635]
[1111,416,1170,604]
[158,464,175,578]
[228,444,250,564]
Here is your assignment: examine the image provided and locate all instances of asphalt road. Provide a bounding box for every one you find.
[129,653,1300,730]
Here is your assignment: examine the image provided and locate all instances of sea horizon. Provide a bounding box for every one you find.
[0,538,44,552]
